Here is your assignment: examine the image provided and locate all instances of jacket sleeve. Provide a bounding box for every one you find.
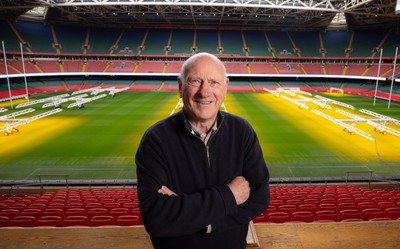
[211,123,270,234]
[136,130,239,238]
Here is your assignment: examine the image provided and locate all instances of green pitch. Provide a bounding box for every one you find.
[0,91,399,181]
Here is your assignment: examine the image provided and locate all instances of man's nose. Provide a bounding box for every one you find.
[197,82,211,97]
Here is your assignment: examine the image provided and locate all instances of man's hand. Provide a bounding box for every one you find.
[228,176,250,205]
[158,185,178,196]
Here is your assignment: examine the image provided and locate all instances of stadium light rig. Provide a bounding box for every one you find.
[67,93,107,109]
[71,86,101,96]
[311,109,375,142]
[41,94,89,109]
[359,108,400,126]
[16,93,70,108]
[108,86,130,97]
[337,109,400,136]
[263,88,279,97]
[314,95,355,110]
[297,95,332,109]
[280,94,309,109]
[0,108,62,136]
[0,108,35,120]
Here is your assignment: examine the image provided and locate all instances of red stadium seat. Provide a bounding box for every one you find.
[337,203,357,212]
[357,202,377,211]
[266,212,290,223]
[65,208,87,217]
[339,219,363,222]
[317,203,336,212]
[19,209,42,219]
[298,204,317,213]
[87,208,108,219]
[291,211,314,222]
[377,201,396,210]
[103,202,121,211]
[35,216,64,227]
[0,216,9,227]
[64,216,89,227]
[362,208,385,221]
[90,215,115,226]
[41,208,65,219]
[115,215,141,226]
[314,210,337,222]
[253,215,266,223]
[384,207,400,220]
[8,216,36,227]
[278,205,297,215]
[0,209,20,219]
[109,208,130,219]
[337,210,362,222]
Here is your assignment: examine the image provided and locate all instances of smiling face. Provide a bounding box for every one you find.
[178,53,229,130]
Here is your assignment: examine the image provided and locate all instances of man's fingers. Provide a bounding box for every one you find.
[158,185,178,196]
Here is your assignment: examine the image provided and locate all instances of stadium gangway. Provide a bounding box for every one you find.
[16,93,70,108]
[311,109,375,142]
[280,94,309,109]
[314,95,355,110]
[336,109,400,137]
[359,109,400,126]
[67,93,107,109]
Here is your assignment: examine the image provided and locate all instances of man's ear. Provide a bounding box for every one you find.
[178,77,183,97]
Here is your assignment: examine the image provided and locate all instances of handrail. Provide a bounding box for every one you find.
[36,174,70,194]
[345,170,374,188]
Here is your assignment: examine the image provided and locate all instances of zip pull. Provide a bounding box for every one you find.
[206,145,211,168]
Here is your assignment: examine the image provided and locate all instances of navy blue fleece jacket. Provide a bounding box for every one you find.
[136,110,270,249]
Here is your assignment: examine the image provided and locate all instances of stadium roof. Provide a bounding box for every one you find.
[0,0,400,30]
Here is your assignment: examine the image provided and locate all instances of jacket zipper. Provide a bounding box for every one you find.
[206,145,211,168]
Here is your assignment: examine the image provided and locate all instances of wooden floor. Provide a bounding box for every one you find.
[0,221,399,249]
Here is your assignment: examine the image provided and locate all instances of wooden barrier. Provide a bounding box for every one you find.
[0,221,399,249]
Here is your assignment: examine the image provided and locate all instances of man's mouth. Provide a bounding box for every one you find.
[197,100,213,105]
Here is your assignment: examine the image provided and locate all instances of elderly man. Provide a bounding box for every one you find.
[136,52,270,249]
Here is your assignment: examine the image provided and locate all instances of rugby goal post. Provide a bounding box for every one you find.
[329,87,344,95]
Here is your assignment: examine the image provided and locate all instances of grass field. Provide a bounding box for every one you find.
[1,90,399,181]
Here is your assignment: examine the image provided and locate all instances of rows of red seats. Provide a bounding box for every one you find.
[1,186,400,227]
[0,188,142,227]
[253,185,400,224]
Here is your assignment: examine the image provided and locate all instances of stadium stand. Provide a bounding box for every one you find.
[1,186,400,229]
